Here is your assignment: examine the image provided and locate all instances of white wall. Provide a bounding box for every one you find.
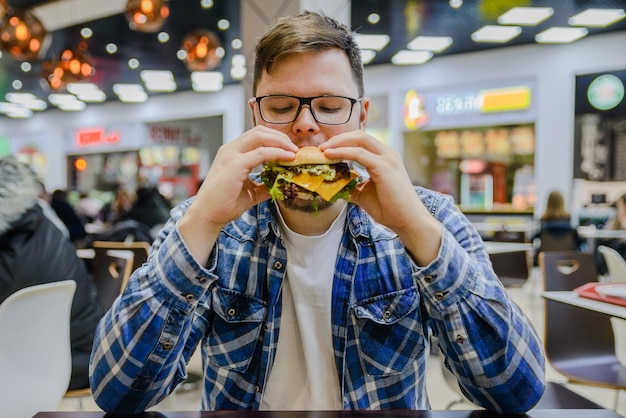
[363,31,626,216]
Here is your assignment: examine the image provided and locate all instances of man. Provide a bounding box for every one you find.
[90,11,545,414]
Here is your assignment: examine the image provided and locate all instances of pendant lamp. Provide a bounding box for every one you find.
[0,9,49,61]
[125,0,170,33]
[181,29,222,72]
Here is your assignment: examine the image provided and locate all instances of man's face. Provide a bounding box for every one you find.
[251,48,369,212]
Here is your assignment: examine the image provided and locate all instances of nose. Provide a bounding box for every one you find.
[292,105,319,135]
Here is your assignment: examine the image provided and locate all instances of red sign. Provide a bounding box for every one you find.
[75,127,120,147]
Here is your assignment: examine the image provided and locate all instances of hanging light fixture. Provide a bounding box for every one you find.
[0,0,8,22]
[181,29,222,72]
[0,9,49,61]
[41,42,96,91]
[125,0,170,33]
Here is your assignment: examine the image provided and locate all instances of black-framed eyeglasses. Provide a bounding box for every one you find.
[254,95,361,125]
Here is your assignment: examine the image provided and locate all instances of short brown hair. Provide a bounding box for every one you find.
[253,11,364,97]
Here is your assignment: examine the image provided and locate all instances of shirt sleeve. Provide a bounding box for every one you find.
[90,199,217,415]
[414,192,545,414]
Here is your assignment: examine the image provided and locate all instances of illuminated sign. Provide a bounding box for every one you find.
[403,90,430,130]
[75,127,120,147]
[587,74,625,111]
[435,86,531,116]
[148,125,202,147]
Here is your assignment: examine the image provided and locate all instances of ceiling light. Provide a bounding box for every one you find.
[48,93,86,111]
[191,71,223,91]
[355,34,390,51]
[106,43,118,54]
[0,102,33,118]
[498,7,553,25]
[360,49,376,64]
[391,50,433,65]
[535,27,588,43]
[181,29,222,72]
[569,8,625,27]
[367,13,380,24]
[80,27,93,38]
[217,19,230,30]
[12,80,22,89]
[128,58,140,69]
[140,70,177,92]
[449,0,462,9]
[201,0,214,8]
[113,83,148,102]
[157,31,169,43]
[471,25,521,43]
[67,83,106,102]
[407,36,453,52]
[20,62,31,72]
[6,92,47,110]
[231,38,242,49]
[125,0,169,33]
[0,9,50,61]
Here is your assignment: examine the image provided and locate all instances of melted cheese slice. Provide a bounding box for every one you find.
[290,169,359,201]
[290,171,326,192]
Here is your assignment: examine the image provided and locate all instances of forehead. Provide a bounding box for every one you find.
[256,49,358,97]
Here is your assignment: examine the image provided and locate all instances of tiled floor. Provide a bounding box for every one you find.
[58,269,626,416]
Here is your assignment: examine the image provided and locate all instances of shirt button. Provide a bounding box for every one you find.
[227,308,236,317]
[382,310,392,320]
[264,323,271,332]
[255,385,260,393]
[185,293,195,302]
[456,335,465,344]
[434,291,445,301]
[424,275,434,283]
[162,341,173,350]
[273,261,283,270]
[196,276,207,283]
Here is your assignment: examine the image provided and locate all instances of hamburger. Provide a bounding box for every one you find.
[261,146,359,208]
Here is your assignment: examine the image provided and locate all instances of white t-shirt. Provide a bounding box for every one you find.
[260,204,347,410]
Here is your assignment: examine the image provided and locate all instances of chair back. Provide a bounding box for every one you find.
[0,280,76,417]
[92,240,150,273]
[539,251,623,386]
[92,247,135,312]
[597,245,626,283]
[533,228,580,266]
[488,230,530,287]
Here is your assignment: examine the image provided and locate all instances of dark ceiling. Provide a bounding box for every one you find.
[1,0,626,117]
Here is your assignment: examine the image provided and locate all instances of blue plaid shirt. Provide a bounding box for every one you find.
[90,187,545,414]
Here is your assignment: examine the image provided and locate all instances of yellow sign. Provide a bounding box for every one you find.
[480,86,531,113]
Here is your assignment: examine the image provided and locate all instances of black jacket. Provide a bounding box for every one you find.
[0,158,102,390]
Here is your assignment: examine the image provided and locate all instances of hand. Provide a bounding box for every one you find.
[179,126,297,264]
[320,131,442,265]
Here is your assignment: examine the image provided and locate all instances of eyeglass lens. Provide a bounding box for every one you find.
[259,96,354,124]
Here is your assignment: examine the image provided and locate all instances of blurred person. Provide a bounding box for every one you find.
[124,186,171,230]
[531,190,583,265]
[36,179,70,239]
[90,11,545,415]
[75,192,103,223]
[0,156,103,390]
[99,188,135,225]
[50,188,87,244]
[606,193,626,231]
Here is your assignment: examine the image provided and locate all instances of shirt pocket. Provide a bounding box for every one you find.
[353,286,425,376]
[207,287,266,372]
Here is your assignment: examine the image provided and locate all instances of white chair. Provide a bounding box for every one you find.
[598,245,626,283]
[0,280,76,418]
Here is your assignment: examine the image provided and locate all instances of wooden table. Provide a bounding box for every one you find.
[32,410,623,418]
[542,291,626,320]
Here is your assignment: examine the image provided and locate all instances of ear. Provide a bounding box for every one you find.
[248,98,258,126]
[359,97,370,130]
